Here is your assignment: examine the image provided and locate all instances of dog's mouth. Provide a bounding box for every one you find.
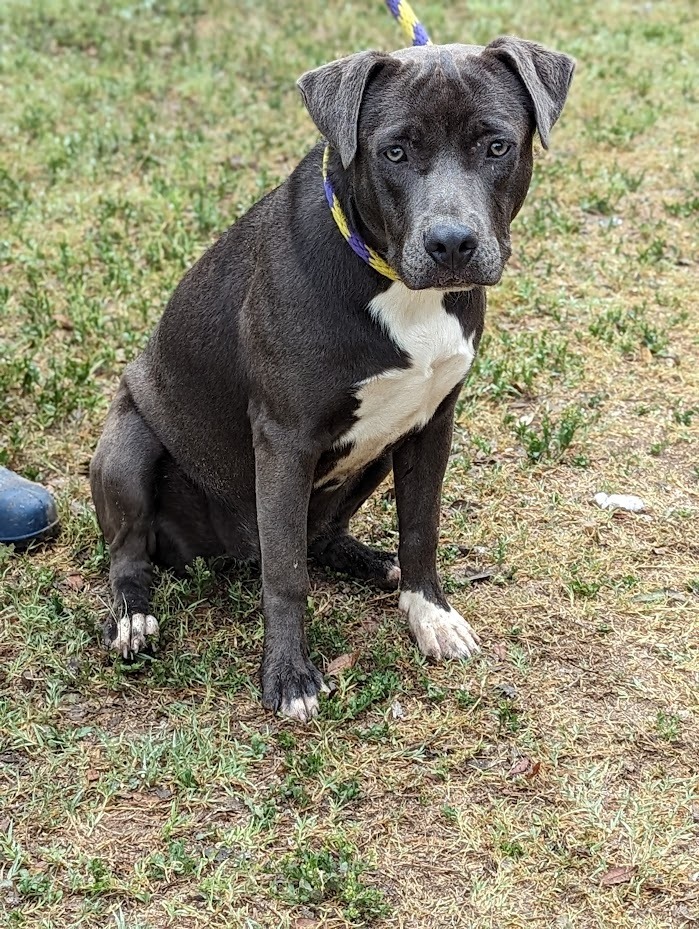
[399,267,504,292]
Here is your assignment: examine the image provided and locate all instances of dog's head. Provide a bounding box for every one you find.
[298,38,574,291]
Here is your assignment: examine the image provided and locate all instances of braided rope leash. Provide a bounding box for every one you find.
[385,0,432,47]
[322,1,431,281]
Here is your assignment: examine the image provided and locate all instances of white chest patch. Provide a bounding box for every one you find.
[320,283,475,487]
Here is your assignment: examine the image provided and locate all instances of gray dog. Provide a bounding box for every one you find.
[91,38,574,721]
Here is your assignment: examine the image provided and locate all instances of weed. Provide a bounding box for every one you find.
[655,711,682,743]
[579,163,645,215]
[672,404,696,427]
[323,669,401,722]
[567,563,604,600]
[500,839,526,860]
[468,330,581,403]
[145,840,200,882]
[510,406,587,463]
[278,835,390,923]
[497,700,521,733]
[589,303,671,356]
[664,195,699,218]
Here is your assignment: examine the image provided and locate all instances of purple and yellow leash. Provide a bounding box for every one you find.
[385,0,432,47]
[321,0,432,282]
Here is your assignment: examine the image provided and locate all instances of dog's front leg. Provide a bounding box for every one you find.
[253,420,326,722]
[393,391,481,661]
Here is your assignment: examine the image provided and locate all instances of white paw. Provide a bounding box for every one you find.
[111,613,159,658]
[280,682,330,724]
[399,590,480,660]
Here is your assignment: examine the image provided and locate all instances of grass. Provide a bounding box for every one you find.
[1,0,698,926]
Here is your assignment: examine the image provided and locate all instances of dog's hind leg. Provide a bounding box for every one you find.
[90,380,163,658]
[310,453,401,590]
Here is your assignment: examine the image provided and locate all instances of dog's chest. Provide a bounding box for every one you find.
[321,284,475,486]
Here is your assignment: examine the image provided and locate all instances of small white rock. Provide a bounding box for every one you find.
[391,700,405,720]
[594,492,646,513]
[598,216,623,229]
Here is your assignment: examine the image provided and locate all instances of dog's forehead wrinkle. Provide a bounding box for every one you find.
[390,43,485,64]
[364,55,528,143]
[389,44,495,101]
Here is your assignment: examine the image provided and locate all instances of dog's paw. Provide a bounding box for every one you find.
[105,613,159,659]
[399,590,480,660]
[384,562,402,589]
[261,654,329,723]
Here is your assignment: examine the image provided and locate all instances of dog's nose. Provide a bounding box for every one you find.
[424,223,479,270]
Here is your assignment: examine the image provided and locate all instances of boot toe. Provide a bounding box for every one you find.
[0,468,60,546]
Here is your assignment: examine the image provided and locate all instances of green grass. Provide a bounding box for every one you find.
[1,0,699,927]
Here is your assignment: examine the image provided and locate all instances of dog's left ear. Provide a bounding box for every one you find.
[484,37,575,149]
[297,50,396,168]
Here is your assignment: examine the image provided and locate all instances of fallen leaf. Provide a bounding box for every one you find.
[451,565,496,585]
[631,590,667,604]
[65,573,86,591]
[293,920,319,929]
[448,498,482,510]
[493,642,508,661]
[600,864,636,886]
[53,313,74,330]
[391,700,405,720]
[526,760,541,779]
[495,682,517,699]
[65,704,89,722]
[643,879,667,894]
[326,651,359,676]
[359,617,380,634]
[0,817,11,832]
[86,768,100,782]
[464,568,495,584]
[456,544,489,557]
[631,589,688,605]
[468,755,499,771]
[509,756,532,777]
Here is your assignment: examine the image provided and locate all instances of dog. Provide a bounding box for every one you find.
[91,37,574,721]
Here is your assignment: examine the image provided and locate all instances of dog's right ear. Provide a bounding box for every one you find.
[297,51,395,169]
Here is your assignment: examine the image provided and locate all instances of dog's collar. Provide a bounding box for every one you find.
[321,144,400,282]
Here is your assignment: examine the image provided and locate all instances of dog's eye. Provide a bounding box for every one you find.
[385,146,407,163]
[488,140,511,158]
